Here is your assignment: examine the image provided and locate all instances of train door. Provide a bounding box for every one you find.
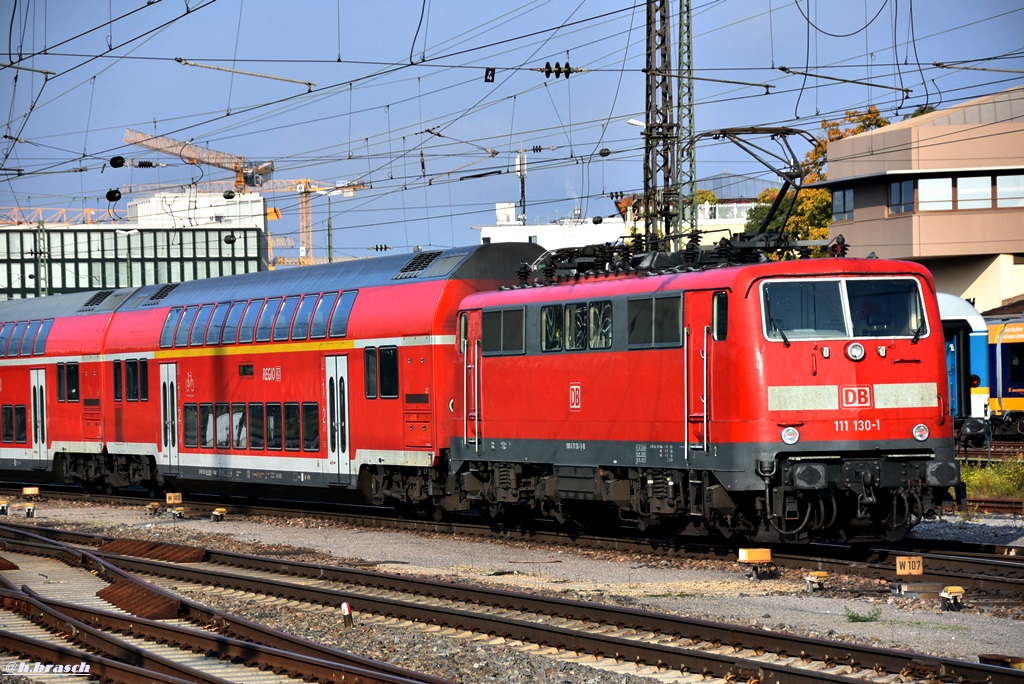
[684,291,716,450]
[30,368,47,470]
[159,363,179,474]
[459,311,482,451]
[326,355,351,484]
[945,328,962,418]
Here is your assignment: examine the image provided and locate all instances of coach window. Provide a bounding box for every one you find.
[160,308,183,348]
[265,403,283,450]
[309,292,339,340]
[125,361,139,401]
[284,402,301,451]
[712,292,728,341]
[247,403,265,450]
[113,361,123,402]
[220,301,247,345]
[183,404,198,448]
[379,346,399,398]
[65,363,80,402]
[237,299,264,344]
[19,320,40,356]
[6,321,26,357]
[565,303,587,351]
[1,406,12,442]
[541,305,563,352]
[13,405,26,443]
[205,303,230,345]
[189,305,214,346]
[255,297,282,343]
[329,290,359,338]
[56,363,65,402]
[173,306,198,348]
[588,301,612,349]
[302,403,320,451]
[199,403,214,448]
[215,403,230,448]
[290,294,319,341]
[273,295,300,342]
[32,319,53,355]
[364,347,378,398]
[139,360,149,401]
[0,324,8,356]
[227,404,246,448]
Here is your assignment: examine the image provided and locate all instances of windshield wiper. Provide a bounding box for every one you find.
[911,320,925,344]
[764,287,790,347]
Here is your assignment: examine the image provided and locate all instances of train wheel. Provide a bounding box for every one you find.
[1015,417,1024,436]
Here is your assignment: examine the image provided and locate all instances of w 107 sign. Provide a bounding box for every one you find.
[841,385,872,409]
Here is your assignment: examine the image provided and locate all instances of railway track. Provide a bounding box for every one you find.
[2,523,1022,684]
[0,523,450,684]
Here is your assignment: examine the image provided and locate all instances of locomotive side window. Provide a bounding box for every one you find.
[32,319,53,355]
[655,296,682,345]
[564,304,587,351]
[379,346,399,398]
[220,301,247,345]
[629,296,682,348]
[284,403,301,451]
[266,403,283,450]
[273,296,300,342]
[247,403,265,449]
[628,299,653,346]
[255,297,283,343]
[290,294,319,341]
[173,307,198,348]
[237,299,264,344]
[205,303,230,345]
[160,308,183,348]
[588,301,613,349]
[183,404,198,448]
[189,305,214,346]
[302,402,320,451]
[712,292,728,341]
[364,347,378,398]
[482,309,525,355]
[541,305,562,351]
[231,403,247,448]
[310,292,339,340]
[329,290,358,338]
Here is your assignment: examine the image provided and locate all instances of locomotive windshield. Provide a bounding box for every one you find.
[762,278,926,342]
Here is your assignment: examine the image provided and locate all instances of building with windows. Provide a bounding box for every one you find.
[819,86,1024,312]
[0,192,268,300]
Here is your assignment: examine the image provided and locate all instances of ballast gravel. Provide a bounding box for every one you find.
[6,499,1024,683]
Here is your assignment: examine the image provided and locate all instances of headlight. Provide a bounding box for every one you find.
[781,426,800,445]
[845,342,865,361]
[913,424,929,441]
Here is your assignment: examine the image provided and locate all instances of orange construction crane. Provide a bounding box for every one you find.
[124,129,274,193]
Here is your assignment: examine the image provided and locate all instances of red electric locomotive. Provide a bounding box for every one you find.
[451,252,963,541]
[0,238,964,542]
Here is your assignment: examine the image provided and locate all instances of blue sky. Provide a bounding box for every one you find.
[3,0,1022,260]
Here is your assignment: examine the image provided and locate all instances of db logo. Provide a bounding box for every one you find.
[569,383,582,412]
[841,385,872,408]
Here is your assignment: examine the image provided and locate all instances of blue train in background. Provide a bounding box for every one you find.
[938,293,990,448]
[986,304,1024,438]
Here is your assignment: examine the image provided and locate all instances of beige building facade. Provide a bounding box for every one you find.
[821,86,1024,313]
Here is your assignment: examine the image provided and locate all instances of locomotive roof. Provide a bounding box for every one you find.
[0,242,545,322]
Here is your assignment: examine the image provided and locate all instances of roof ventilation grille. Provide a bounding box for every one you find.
[393,251,443,280]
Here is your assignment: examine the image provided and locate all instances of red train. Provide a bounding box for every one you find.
[0,241,963,541]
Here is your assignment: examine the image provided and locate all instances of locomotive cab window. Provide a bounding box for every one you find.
[762,278,925,342]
